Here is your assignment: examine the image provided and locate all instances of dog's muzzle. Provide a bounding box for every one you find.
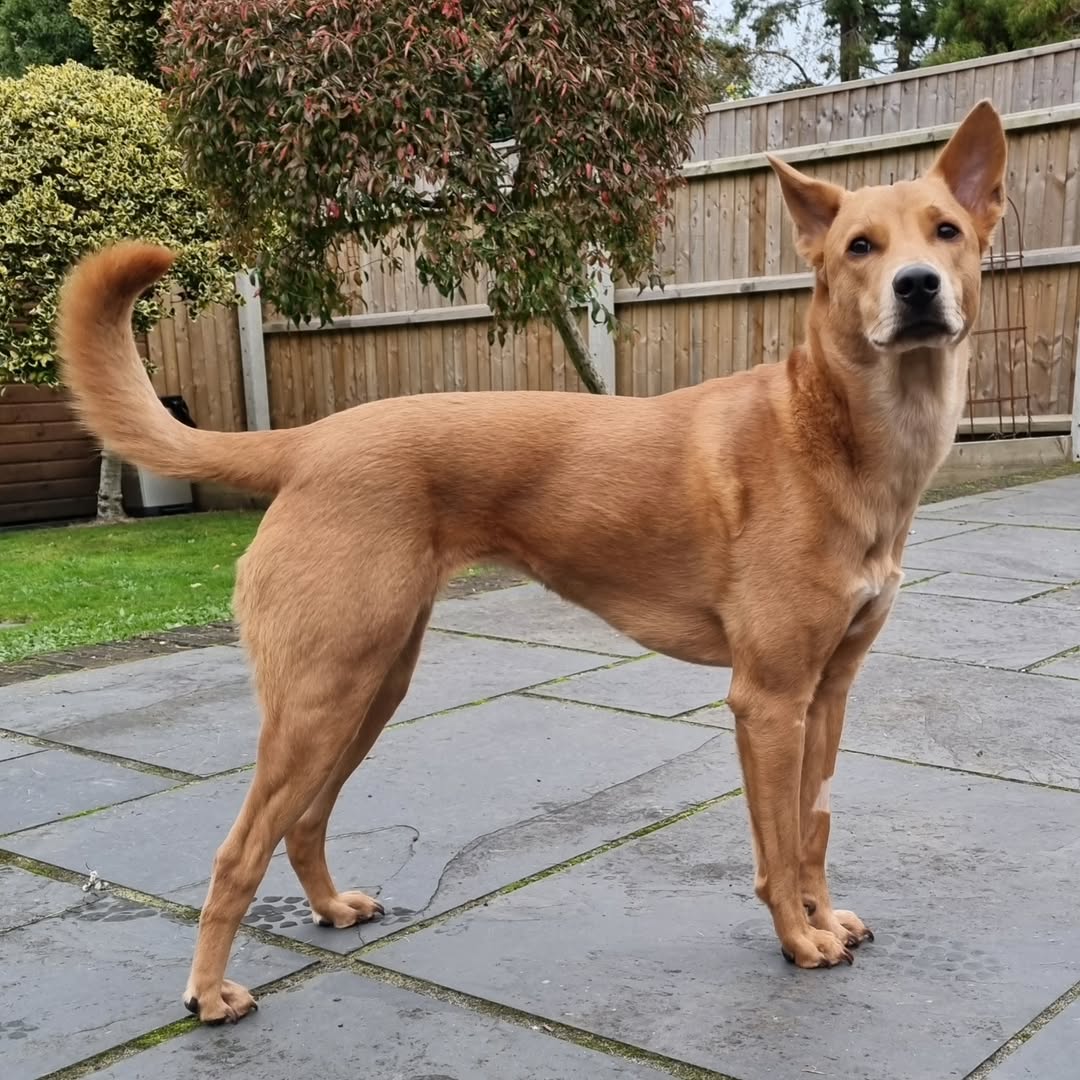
[891,264,951,342]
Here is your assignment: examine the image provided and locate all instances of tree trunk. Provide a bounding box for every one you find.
[96,449,128,524]
[895,0,917,71]
[835,3,862,82]
[547,298,609,395]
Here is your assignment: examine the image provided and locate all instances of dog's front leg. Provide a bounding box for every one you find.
[799,612,890,950]
[730,677,854,968]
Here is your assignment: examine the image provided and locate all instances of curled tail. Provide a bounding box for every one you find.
[56,242,293,494]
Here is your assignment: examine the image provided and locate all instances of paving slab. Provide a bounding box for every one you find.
[0,748,174,835]
[89,970,666,1080]
[0,880,309,1080]
[906,517,991,545]
[987,998,1080,1079]
[0,632,612,776]
[529,653,732,716]
[874,591,1080,669]
[899,566,943,584]
[897,523,1080,583]
[0,864,84,932]
[1035,651,1080,680]
[0,646,247,740]
[5,696,740,951]
[395,629,616,719]
[373,754,1080,1080]
[920,475,1080,530]
[902,571,1058,602]
[0,733,40,762]
[432,583,650,656]
[1024,584,1080,610]
[844,653,1080,789]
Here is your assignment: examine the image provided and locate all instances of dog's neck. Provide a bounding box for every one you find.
[793,300,968,510]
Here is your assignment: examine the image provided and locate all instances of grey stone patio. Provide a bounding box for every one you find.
[1,473,1078,1080]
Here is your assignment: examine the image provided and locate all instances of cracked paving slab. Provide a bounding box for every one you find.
[3,695,741,952]
[844,653,1080,789]
[372,753,1080,1080]
[0,631,616,776]
[86,970,669,1080]
[0,868,309,1080]
[873,590,1080,669]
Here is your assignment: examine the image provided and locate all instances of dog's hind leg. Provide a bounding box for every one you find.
[182,573,426,1024]
[284,604,432,929]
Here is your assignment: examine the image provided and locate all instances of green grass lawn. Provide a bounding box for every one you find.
[0,512,262,663]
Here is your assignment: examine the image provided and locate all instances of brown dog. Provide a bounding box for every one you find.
[56,100,1006,1023]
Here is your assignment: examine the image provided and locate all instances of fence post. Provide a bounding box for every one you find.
[1072,309,1080,461]
[235,271,270,431]
[587,261,616,394]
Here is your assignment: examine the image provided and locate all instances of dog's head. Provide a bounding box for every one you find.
[768,100,1007,355]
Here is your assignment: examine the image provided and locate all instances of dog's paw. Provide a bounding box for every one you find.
[184,979,258,1024]
[808,904,874,949]
[311,890,384,929]
[780,928,854,968]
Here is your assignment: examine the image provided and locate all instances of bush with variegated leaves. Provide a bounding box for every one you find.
[69,0,165,83]
[0,61,233,386]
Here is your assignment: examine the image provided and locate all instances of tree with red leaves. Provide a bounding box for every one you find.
[163,1,711,393]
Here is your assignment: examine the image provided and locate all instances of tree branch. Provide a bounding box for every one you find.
[546,297,608,394]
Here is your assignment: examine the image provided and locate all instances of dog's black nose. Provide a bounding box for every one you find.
[893,265,941,308]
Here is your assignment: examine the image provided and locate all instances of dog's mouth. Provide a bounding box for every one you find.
[870,310,963,351]
[893,317,953,343]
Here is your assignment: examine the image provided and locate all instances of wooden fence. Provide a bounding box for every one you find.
[0,385,99,526]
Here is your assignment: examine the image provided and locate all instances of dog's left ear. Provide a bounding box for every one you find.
[929,100,1007,249]
[767,155,844,269]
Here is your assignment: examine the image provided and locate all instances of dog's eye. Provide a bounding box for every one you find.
[848,237,872,256]
[937,222,960,240]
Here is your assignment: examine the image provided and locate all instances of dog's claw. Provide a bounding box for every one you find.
[183,996,199,1015]
[373,901,385,916]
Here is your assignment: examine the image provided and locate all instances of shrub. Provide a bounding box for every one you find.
[0,0,98,76]
[0,61,233,386]
[163,1,711,392]
[69,0,165,84]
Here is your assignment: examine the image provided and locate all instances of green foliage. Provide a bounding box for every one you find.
[70,0,165,83]
[925,0,1079,66]
[163,0,711,334]
[0,62,233,386]
[0,0,98,76]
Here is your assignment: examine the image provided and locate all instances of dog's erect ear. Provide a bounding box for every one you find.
[767,155,845,268]
[929,100,1007,248]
